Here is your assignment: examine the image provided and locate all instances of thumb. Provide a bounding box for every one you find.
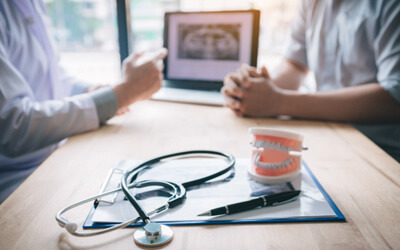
[154,48,168,60]
[261,66,270,79]
[132,53,144,63]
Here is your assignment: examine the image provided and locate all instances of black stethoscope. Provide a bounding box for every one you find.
[56,150,235,247]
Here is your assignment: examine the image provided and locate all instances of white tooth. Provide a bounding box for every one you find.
[283,145,288,152]
[260,140,265,148]
[254,139,295,153]
[254,157,294,170]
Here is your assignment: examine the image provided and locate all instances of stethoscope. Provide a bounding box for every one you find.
[56,150,235,247]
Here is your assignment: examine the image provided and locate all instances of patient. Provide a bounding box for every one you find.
[221,0,400,161]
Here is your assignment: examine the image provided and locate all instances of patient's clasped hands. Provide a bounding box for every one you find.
[221,64,284,118]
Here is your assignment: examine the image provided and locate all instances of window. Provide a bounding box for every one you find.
[45,0,300,85]
[45,0,121,85]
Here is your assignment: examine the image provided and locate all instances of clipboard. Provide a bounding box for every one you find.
[83,158,345,228]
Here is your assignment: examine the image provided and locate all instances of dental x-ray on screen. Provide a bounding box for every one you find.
[165,10,259,82]
[152,10,259,106]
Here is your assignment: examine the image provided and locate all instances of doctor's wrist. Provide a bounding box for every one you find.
[89,87,119,125]
[112,82,140,110]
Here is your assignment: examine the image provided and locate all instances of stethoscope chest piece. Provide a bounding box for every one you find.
[134,222,174,247]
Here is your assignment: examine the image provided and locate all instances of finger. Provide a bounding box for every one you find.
[116,107,130,116]
[155,60,164,71]
[238,64,251,88]
[261,66,270,78]
[239,64,261,88]
[223,72,241,88]
[229,72,246,88]
[130,52,143,63]
[222,77,245,99]
[153,48,168,60]
[247,66,260,77]
[233,109,244,117]
[224,95,242,110]
[239,64,260,78]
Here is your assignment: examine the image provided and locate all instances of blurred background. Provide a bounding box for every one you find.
[44,0,299,85]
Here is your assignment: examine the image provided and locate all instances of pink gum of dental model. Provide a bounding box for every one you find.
[248,127,304,184]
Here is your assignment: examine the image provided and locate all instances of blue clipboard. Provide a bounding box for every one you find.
[83,160,345,228]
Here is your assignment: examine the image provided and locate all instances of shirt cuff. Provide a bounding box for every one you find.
[88,87,118,124]
[380,79,400,104]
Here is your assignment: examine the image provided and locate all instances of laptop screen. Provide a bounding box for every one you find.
[164,10,260,83]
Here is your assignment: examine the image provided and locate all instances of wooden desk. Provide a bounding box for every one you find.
[1,101,399,249]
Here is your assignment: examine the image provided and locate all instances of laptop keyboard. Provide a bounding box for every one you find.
[152,87,224,106]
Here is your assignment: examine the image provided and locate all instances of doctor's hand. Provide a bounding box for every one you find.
[112,48,168,112]
[221,64,284,117]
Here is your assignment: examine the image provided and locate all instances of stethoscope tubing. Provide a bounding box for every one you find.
[121,150,235,223]
[55,181,169,237]
[56,150,235,237]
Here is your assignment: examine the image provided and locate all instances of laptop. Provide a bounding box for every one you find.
[152,10,260,106]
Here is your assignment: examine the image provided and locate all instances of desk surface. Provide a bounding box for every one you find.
[1,101,399,249]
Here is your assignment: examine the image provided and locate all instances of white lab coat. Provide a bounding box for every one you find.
[0,1,100,202]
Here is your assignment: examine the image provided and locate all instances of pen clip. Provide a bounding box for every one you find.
[264,190,301,207]
[271,196,299,206]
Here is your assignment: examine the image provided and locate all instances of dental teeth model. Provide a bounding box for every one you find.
[248,127,304,184]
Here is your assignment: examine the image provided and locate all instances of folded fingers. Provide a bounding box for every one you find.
[222,72,246,99]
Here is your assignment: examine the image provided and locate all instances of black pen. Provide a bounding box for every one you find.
[197,190,301,216]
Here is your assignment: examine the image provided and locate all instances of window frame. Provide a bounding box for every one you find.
[116,0,132,63]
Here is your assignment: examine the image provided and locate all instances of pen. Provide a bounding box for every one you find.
[197,190,301,216]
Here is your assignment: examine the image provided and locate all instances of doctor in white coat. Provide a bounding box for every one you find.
[0,0,167,203]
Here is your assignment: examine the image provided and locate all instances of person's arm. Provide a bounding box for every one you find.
[0,42,167,157]
[223,64,400,122]
[0,46,100,157]
[279,81,400,123]
[278,0,400,123]
[270,59,309,90]
[221,0,310,115]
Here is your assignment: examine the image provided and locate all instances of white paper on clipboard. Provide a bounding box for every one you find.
[90,158,337,224]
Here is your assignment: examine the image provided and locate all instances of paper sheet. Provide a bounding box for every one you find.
[89,158,338,225]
